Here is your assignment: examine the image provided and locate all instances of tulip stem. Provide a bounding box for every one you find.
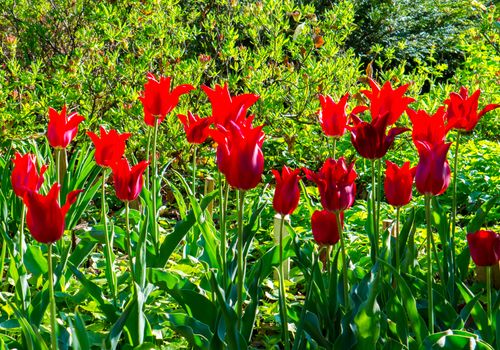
[336,211,349,307]
[125,202,134,284]
[277,216,290,349]
[370,160,378,261]
[47,243,58,350]
[152,118,159,256]
[376,158,382,248]
[218,174,228,290]
[101,169,116,305]
[486,265,492,327]
[19,204,26,262]
[145,127,152,190]
[0,235,6,290]
[332,137,337,159]
[425,194,434,333]
[192,146,197,198]
[450,131,461,300]
[236,189,245,330]
[396,206,400,273]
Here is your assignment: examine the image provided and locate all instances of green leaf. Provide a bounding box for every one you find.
[467,195,498,233]
[165,313,211,350]
[24,245,47,277]
[421,330,494,349]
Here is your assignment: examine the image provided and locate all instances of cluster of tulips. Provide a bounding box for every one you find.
[6,71,500,348]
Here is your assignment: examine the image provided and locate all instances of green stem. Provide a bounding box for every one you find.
[101,169,116,304]
[486,265,492,327]
[332,137,337,159]
[19,204,26,261]
[0,235,6,291]
[218,174,227,290]
[152,118,159,255]
[192,146,197,197]
[425,195,434,333]
[125,202,134,284]
[145,127,152,190]
[336,211,349,307]
[47,244,58,350]
[371,159,378,261]
[450,132,460,296]
[278,216,290,349]
[396,206,400,272]
[376,158,382,249]
[236,190,245,330]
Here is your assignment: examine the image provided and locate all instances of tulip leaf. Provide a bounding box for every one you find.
[24,245,48,277]
[457,282,490,341]
[164,313,211,350]
[68,312,90,350]
[467,194,498,233]
[421,330,494,350]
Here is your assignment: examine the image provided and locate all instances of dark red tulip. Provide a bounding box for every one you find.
[318,93,349,138]
[349,79,413,159]
[408,107,452,146]
[414,141,451,196]
[311,210,344,245]
[384,160,415,207]
[139,73,195,127]
[304,157,357,213]
[177,111,213,144]
[111,158,149,202]
[445,87,500,132]
[87,126,131,168]
[211,118,265,190]
[11,152,47,198]
[47,106,85,149]
[272,166,301,216]
[202,83,259,127]
[23,183,83,243]
[467,230,500,266]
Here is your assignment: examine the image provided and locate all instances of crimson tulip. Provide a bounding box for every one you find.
[414,141,451,196]
[47,106,85,149]
[23,183,82,243]
[467,230,500,266]
[445,87,500,132]
[318,93,349,138]
[304,157,357,213]
[211,118,265,190]
[202,83,259,127]
[11,152,47,198]
[384,160,415,207]
[111,158,149,202]
[87,126,131,167]
[407,107,453,146]
[139,73,194,127]
[272,166,301,216]
[177,111,213,144]
[311,210,343,245]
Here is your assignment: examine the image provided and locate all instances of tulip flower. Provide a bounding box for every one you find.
[467,230,500,267]
[445,87,500,132]
[318,93,349,138]
[139,72,195,127]
[272,166,301,216]
[23,183,83,243]
[177,111,213,144]
[111,158,149,202]
[11,152,47,198]
[211,118,265,191]
[311,210,343,245]
[414,140,452,196]
[384,160,415,207]
[87,126,132,167]
[407,107,453,146]
[304,157,357,213]
[47,106,85,149]
[202,83,259,127]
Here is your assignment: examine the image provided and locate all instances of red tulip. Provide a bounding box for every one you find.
[445,87,500,132]
[211,118,265,190]
[139,73,195,127]
[272,166,301,216]
[467,230,500,266]
[304,157,357,213]
[23,183,82,243]
[349,79,413,159]
[47,106,85,149]
[87,126,131,167]
[311,210,343,245]
[414,141,451,196]
[318,93,349,138]
[177,111,213,144]
[359,78,415,125]
[11,152,47,198]
[111,158,149,202]
[384,160,415,207]
[408,107,452,146]
[202,83,259,127]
